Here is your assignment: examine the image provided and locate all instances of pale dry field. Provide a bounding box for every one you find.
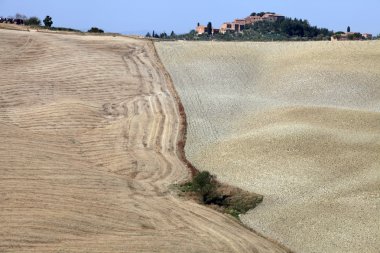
[156,41,380,253]
[0,29,288,253]
[0,23,29,31]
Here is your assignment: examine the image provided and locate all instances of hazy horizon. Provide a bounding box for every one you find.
[1,0,379,35]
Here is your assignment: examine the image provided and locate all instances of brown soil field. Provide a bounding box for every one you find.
[0,29,289,252]
[156,41,380,253]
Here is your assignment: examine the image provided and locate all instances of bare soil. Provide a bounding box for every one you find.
[156,41,380,253]
[0,29,289,252]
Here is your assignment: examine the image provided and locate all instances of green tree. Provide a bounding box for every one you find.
[347,26,351,33]
[145,32,151,37]
[25,16,41,26]
[88,27,104,33]
[170,31,176,38]
[206,22,212,35]
[192,171,215,197]
[43,15,53,27]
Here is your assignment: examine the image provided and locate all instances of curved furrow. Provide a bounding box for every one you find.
[0,29,288,253]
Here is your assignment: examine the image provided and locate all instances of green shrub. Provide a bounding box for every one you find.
[178,182,194,192]
[178,171,263,219]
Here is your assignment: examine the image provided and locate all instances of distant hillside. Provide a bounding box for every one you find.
[240,17,332,41]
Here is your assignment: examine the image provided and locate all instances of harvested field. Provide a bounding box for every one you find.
[0,29,288,252]
[156,41,380,253]
[0,23,29,31]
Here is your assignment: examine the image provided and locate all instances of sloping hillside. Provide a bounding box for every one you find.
[0,29,288,253]
[156,41,380,253]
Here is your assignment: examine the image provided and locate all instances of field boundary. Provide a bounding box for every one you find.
[151,41,294,253]
[149,41,198,177]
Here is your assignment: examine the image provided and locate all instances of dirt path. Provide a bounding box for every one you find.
[0,29,288,252]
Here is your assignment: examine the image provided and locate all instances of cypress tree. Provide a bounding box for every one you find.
[206,22,212,35]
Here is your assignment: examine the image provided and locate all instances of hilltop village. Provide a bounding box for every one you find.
[196,12,285,35]
[196,12,373,41]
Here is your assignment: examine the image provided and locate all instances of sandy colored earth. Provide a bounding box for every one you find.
[0,23,30,31]
[0,29,289,252]
[156,41,380,253]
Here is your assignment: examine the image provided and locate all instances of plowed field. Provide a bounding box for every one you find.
[156,41,380,253]
[0,29,288,253]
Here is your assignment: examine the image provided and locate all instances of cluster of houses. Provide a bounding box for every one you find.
[0,17,24,25]
[196,13,285,35]
[331,32,373,41]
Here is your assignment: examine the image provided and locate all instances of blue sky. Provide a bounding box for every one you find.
[1,0,379,35]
